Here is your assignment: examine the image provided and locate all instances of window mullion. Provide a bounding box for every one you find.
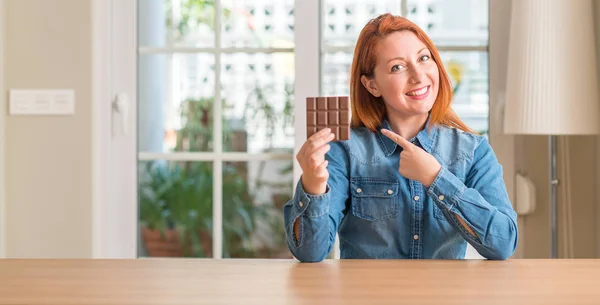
[138,152,294,161]
[213,0,223,260]
[294,0,320,190]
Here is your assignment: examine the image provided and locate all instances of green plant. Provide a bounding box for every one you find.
[243,81,295,189]
[139,160,213,257]
[240,82,294,255]
[175,97,213,151]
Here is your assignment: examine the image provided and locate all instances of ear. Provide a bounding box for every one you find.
[360,75,381,97]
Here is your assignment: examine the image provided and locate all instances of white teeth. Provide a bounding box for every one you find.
[407,86,428,96]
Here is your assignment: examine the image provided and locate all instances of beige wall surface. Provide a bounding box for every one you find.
[2,0,92,258]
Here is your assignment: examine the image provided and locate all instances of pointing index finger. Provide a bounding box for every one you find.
[381,129,412,149]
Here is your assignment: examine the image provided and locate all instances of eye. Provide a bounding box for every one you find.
[391,64,405,72]
[420,55,431,62]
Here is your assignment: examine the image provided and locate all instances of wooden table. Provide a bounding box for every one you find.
[1,258,599,304]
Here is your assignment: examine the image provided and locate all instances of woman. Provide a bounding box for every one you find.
[283,13,518,261]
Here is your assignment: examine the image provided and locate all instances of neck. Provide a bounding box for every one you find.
[386,113,428,140]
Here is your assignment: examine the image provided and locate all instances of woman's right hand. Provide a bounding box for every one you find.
[296,128,335,195]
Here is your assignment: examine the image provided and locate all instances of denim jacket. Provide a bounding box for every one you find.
[283,119,518,261]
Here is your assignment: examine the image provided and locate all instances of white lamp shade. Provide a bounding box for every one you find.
[504,0,600,135]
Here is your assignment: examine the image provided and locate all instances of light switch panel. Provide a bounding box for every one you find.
[9,89,75,115]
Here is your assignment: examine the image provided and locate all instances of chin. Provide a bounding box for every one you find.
[415,101,435,113]
[400,107,431,118]
[412,109,432,117]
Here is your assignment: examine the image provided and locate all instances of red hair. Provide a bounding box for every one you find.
[349,13,475,134]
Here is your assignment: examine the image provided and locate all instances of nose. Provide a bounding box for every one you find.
[409,65,425,84]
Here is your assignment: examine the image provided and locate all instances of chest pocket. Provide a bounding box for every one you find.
[350,178,399,221]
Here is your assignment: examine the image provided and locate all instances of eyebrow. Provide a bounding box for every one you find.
[387,48,429,63]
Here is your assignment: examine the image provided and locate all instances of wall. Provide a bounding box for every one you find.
[517,137,598,259]
[564,136,598,258]
[596,0,600,259]
[0,0,5,257]
[2,0,92,258]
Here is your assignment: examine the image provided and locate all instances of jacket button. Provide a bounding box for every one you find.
[299,201,304,207]
[438,195,445,201]
[387,189,393,195]
[356,188,362,193]
[413,196,420,201]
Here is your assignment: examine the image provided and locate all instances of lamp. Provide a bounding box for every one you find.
[504,0,600,258]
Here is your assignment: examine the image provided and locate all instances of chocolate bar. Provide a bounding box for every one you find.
[306,96,350,140]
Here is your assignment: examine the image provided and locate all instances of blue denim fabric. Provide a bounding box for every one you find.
[283,119,518,262]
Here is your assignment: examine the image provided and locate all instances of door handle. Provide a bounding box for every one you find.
[112,92,130,136]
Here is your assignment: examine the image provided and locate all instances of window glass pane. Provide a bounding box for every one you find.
[406,0,488,46]
[139,160,213,258]
[221,0,294,48]
[138,53,215,153]
[442,51,489,135]
[139,0,215,48]
[138,0,296,259]
[323,0,401,48]
[223,161,292,258]
[221,52,295,153]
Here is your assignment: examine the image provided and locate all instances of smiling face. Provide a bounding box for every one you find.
[360,30,440,121]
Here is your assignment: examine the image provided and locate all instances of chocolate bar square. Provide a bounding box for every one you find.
[306,96,350,140]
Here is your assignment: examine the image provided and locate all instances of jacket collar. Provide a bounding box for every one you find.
[376,115,437,156]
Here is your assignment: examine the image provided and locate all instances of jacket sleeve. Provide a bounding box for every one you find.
[426,137,518,260]
[283,141,350,262]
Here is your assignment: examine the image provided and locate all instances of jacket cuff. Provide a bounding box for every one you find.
[293,179,330,218]
[426,166,466,211]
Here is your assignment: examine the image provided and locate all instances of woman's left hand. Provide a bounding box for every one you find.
[381,129,442,187]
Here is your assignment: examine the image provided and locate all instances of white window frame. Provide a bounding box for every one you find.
[91,0,110,258]
[91,0,518,259]
[0,0,6,258]
[92,0,138,258]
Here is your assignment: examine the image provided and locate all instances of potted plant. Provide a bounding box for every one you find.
[139,161,180,257]
[139,160,213,257]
